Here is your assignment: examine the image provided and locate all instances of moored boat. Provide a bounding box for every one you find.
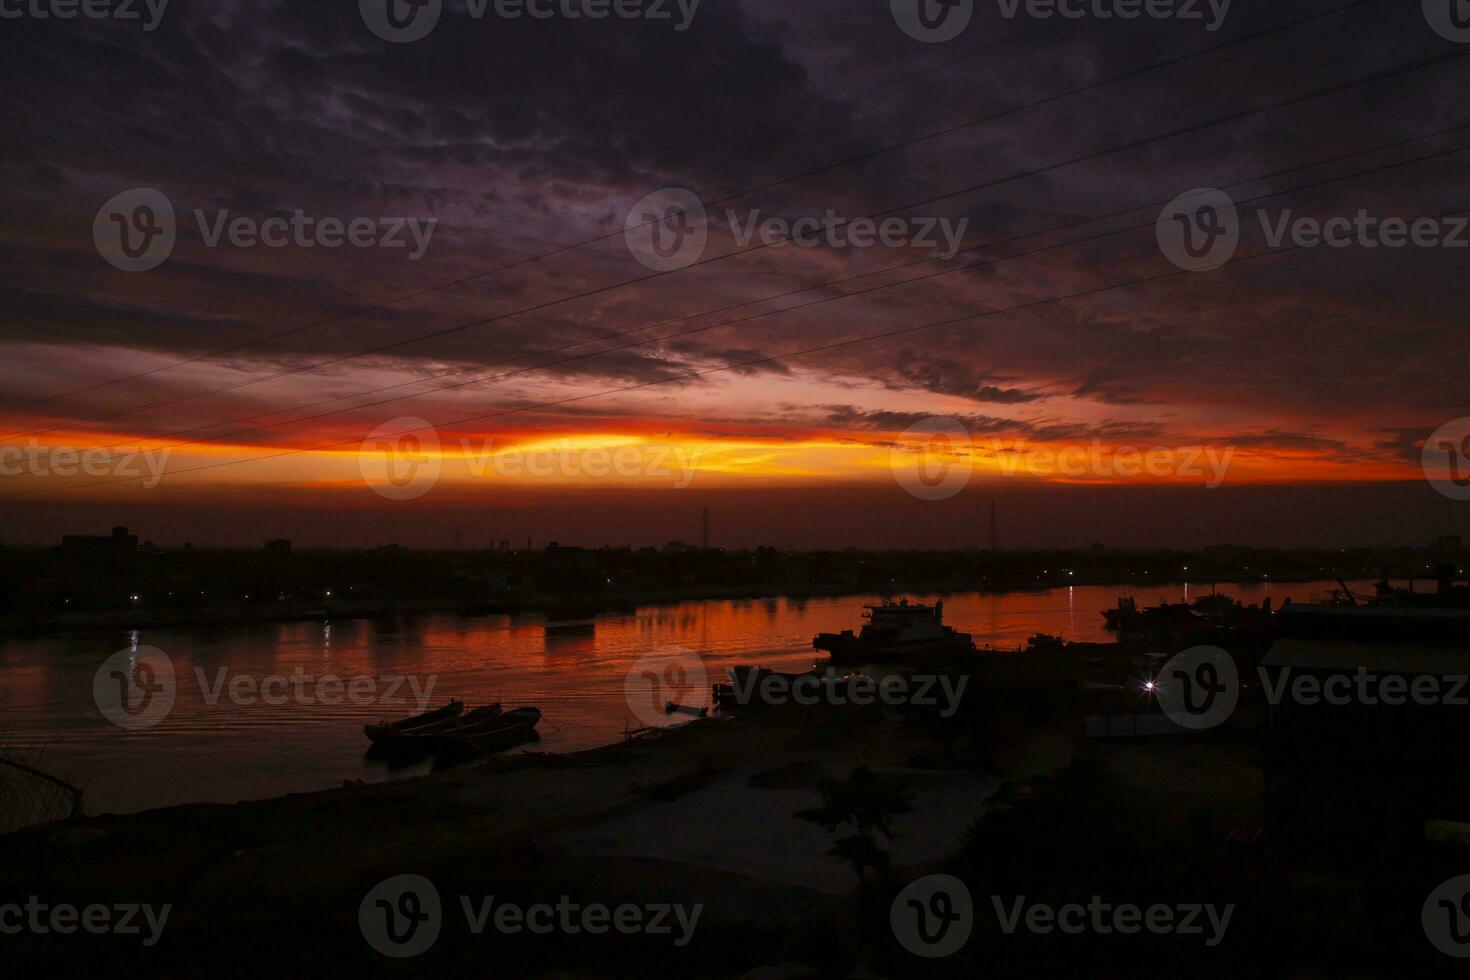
[814,598,974,666]
[433,706,542,757]
[364,700,464,749]
[1102,596,1138,630]
[366,703,507,755]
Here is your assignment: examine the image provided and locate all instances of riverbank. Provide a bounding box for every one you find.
[0,701,1018,974]
[0,574,1343,637]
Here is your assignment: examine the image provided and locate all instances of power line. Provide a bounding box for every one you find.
[27,123,1470,464]
[0,0,1375,435]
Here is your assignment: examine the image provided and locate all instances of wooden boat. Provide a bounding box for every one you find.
[434,706,541,756]
[364,701,464,747]
[365,703,505,755]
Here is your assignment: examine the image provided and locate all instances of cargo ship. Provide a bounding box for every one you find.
[813,598,975,665]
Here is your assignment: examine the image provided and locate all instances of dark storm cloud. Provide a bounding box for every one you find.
[1,0,1468,442]
[0,0,848,198]
[1372,426,1437,465]
[817,404,1166,444]
[1210,430,1349,452]
[881,345,1049,403]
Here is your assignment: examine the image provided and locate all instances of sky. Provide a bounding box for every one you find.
[1,0,1468,548]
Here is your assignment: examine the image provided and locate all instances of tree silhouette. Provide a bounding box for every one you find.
[796,764,914,889]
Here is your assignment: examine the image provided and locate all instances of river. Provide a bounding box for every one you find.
[0,580,1351,814]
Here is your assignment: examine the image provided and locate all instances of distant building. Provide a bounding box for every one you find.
[61,526,138,561]
[544,543,594,573]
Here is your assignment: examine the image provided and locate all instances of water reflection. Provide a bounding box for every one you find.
[0,581,1352,814]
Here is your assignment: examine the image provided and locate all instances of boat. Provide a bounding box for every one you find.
[813,599,974,666]
[1369,566,1470,608]
[1102,596,1198,633]
[365,703,504,755]
[1190,591,1240,617]
[1104,589,1274,635]
[1101,596,1138,630]
[713,666,803,710]
[364,700,465,748]
[433,707,542,757]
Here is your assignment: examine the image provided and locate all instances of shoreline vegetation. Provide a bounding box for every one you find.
[0,537,1419,636]
[0,575,1340,636]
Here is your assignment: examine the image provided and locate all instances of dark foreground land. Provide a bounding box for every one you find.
[1,635,1460,978]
